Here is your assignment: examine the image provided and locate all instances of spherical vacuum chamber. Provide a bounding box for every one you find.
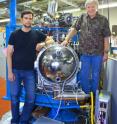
[35,44,79,86]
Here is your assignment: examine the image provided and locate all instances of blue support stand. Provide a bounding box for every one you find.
[34,94,81,123]
[4,0,16,100]
[48,108,79,123]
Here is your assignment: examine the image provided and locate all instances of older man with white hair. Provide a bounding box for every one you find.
[62,0,111,94]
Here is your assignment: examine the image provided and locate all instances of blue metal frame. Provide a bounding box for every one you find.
[4,0,16,100]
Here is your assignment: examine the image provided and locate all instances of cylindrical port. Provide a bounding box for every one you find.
[56,77,61,82]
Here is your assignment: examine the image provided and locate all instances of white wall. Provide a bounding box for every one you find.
[99,7,117,31]
[0,32,6,79]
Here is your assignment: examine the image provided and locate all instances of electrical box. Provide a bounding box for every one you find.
[95,90,111,124]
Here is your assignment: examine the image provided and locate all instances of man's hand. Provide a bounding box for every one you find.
[45,38,54,46]
[103,53,108,62]
[61,28,77,46]
[36,42,45,51]
[36,36,54,51]
[103,37,109,62]
[8,72,15,82]
[61,40,69,46]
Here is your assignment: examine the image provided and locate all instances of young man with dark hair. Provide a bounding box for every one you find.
[7,10,53,124]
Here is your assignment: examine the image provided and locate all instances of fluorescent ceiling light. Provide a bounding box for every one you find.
[43,8,81,16]
[59,8,81,13]
[0,0,6,2]
[0,18,10,23]
[99,2,117,9]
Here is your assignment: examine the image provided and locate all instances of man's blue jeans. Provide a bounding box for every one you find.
[79,55,103,94]
[10,69,36,124]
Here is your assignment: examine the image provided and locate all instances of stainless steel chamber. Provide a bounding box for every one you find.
[35,43,79,92]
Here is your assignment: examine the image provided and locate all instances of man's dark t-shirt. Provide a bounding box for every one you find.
[8,29,46,70]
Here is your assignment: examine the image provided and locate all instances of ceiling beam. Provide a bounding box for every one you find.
[60,0,78,8]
